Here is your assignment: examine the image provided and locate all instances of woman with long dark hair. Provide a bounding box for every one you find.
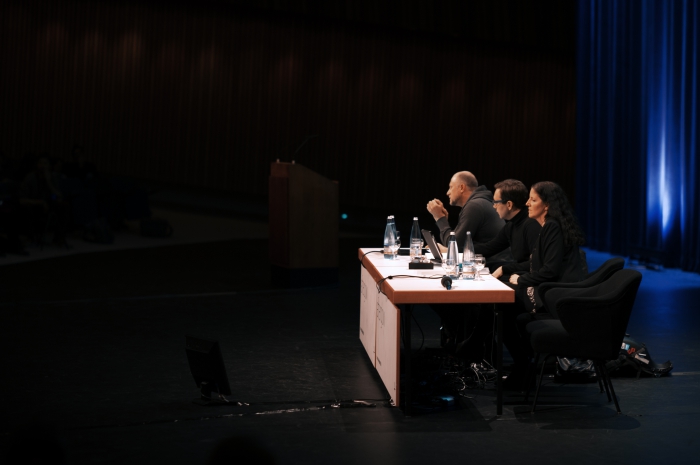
[508,181,586,294]
[501,181,587,390]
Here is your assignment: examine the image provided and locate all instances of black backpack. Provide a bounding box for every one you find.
[605,335,673,378]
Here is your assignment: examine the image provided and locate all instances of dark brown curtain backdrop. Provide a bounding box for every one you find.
[1,0,576,212]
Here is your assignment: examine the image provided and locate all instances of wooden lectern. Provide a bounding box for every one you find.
[269,162,339,286]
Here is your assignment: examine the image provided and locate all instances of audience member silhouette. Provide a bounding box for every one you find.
[2,145,161,256]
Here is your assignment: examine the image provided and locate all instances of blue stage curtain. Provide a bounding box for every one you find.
[577,0,699,271]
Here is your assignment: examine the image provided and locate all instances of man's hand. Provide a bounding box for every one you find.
[509,274,519,285]
[427,199,448,221]
[492,266,503,279]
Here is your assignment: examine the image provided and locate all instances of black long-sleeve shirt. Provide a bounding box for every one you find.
[517,219,586,288]
[474,208,541,274]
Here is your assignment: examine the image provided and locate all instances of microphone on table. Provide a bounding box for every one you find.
[441,276,452,290]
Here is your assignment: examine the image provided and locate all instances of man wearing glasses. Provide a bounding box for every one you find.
[457,179,543,370]
[476,179,542,278]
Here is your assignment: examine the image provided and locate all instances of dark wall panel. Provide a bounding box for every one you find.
[1,1,576,212]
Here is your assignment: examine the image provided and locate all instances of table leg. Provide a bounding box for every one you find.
[401,304,413,416]
[495,303,503,416]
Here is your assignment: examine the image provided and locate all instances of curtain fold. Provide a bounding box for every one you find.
[577,0,700,272]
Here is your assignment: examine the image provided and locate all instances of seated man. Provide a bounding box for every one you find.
[426,171,505,357]
[450,179,543,362]
[426,171,504,253]
[475,179,542,276]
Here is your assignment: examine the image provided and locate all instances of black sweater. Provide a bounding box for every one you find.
[474,208,542,274]
[517,219,586,288]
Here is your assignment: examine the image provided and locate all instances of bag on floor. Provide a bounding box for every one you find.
[606,335,673,378]
[554,357,597,382]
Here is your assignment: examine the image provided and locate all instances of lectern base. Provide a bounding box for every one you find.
[271,265,338,288]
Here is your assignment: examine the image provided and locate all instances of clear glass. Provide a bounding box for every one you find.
[462,264,474,280]
[383,217,396,259]
[389,216,397,247]
[409,217,422,259]
[446,234,459,263]
[473,254,485,281]
[462,235,474,280]
[442,258,456,277]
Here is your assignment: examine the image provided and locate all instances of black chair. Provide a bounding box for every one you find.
[520,257,626,345]
[526,269,643,413]
[518,257,627,391]
[535,256,626,315]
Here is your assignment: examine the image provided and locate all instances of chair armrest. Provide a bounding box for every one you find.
[535,281,559,310]
[538,280,598,316]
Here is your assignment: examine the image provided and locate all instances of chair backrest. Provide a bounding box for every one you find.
[550,269,643,360]
[584,256,626,282]
[538,257,626,315]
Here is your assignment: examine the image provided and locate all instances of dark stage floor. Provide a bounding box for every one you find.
[2,231,700,464]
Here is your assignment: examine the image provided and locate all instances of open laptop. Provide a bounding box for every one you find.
[421,229,444,264]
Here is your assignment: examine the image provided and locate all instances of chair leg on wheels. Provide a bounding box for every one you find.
[531,353,547,413]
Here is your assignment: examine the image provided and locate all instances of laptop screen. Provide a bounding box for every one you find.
[421,229,443,262]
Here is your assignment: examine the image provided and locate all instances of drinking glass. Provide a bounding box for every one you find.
[462,259,474,280]
[442,258,456,277]
[473,254,485,281]
[410,239,423,259]
[462,264,475,280]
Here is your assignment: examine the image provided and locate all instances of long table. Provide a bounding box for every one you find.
[358,248,514,415]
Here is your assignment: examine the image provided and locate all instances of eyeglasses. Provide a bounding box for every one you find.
[493,199,506,205]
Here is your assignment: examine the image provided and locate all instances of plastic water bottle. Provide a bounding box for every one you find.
[409,217,422,259]
[462,231,475,279]
[384,216,396,259]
